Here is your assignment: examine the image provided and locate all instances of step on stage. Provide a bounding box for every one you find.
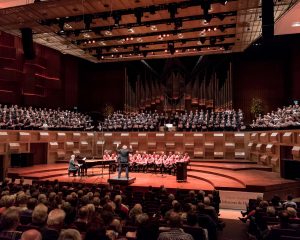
[108,176,136,185]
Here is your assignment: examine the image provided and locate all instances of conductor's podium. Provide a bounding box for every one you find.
[176,162,188,182]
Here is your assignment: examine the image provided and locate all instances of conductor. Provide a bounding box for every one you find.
[116,144,133,179]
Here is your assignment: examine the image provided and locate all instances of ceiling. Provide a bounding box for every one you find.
[0,0,298,63]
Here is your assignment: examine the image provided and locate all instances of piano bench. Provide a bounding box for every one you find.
[68,169,77,176]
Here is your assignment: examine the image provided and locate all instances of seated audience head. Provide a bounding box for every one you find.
[58,229,82,240]
[204,196,211,206]
[287,207,298,218]
[168,211,182,228]
[279,210,290,227]
[0,208,20,231]
[187,211,198,226]
[47,209,66,227]
[21,229,42,240]
[32,203,48,225]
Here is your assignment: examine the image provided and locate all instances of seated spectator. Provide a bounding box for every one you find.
[265,210,300,240]
[73,206,89,232]
[42,209,66,240]
[30,203,48,228]
[129,204,143,223]
[0,208,22,240]
[58,229,82,240]
[157,211,193,240]
[197,203,218,240]
[287,207,299,220]
[283,195,297,209]
[21,229,42,240]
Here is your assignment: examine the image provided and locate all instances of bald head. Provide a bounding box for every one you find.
[21,229,42,240]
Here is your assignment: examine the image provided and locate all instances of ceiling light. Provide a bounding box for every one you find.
[64,23,72,29]
[157,35,163,40]
[150,25,157,31]
[177,33,184,39]
[83,33,91,38]
[98,41,106,46]
[128,28,135,33]
[292,22,300,27]
[118,39,125,44]
[220,0,228,5]
[203,20,209,25]
[112,48,118,52]
[104,30,112,36]
[137,38,143,42]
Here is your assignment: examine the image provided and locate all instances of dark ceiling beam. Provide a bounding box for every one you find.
[74,23,236,45]
[39,0,237,25]
[54,11,237,35]
[93,43,235,58]
[83,34,235,51]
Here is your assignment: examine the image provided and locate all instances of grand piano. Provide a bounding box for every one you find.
[77,157,116,176]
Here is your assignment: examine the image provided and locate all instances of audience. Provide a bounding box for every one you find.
[251,104,300,129]
[0,179,228,240]
[0,104,93,131]
[99,109,245,132]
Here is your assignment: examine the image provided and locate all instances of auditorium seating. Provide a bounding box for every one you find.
[0,104,93,131]
[0,179,222,240]
[251,104,300,130]
[100,109,246,132]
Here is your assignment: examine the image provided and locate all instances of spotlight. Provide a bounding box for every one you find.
[217,14,226,21]
[84,15,92,30]
[204,14,212,23]
[112,13,121,26]
[134,8,143,25]
[168,42,175,55]
[168,3,178,19]
[133,45,140,55]
[210,37,216,45]
[174,19,182,30]
[201,0,211,16]
[58,19,65,33]
[200,37,206,44]
[219,26,225,32]
[219,36,225,42]
[149,5,156,15]
[224,45,230,51]
[74,30,80,37]
[142,51,148,57]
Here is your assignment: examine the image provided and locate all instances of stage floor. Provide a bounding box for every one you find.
[7,159,300,199]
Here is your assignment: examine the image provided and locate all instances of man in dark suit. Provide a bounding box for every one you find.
[116,144,132,179]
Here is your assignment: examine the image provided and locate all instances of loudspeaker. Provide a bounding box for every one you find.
[20,28,35,60]
[281,159,300,180]
[262,0,274,41]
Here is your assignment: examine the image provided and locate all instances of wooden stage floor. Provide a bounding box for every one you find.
[7,159,300,199]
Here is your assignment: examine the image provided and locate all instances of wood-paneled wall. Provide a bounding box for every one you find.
[1,130,300,178]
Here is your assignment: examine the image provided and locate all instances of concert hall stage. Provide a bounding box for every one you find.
[7,159,300,200]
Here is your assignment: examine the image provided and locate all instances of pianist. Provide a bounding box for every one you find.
[116,144,133,179]
[68,154,78,176]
